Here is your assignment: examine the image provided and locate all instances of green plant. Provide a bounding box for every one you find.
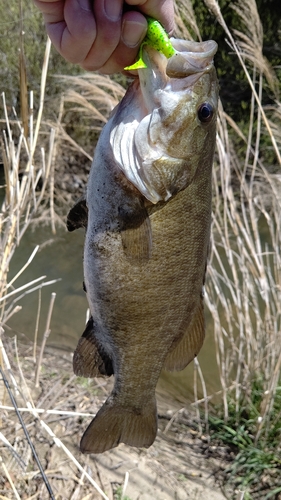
[208,378,281,498]
[114,485,132,500]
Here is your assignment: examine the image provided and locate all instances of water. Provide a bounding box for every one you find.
[6,224,220,405]
[7,226,86,350]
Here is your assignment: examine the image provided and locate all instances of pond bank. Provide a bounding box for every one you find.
[0,338,228,500]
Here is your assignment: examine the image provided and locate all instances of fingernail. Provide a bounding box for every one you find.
[122,20,147,48]
[104,0,121,21]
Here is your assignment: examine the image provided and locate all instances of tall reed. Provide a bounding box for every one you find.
[197,0,281,496]
[0,38,57,328]
[204,0,281,434]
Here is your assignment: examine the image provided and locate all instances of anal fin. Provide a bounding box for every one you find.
[73,317,113,378]
[163,298,205,372]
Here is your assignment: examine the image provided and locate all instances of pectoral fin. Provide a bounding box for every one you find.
[119,203,152,263]
[163,298,205,372]
[73,317,113,378]
[67,196,88,232]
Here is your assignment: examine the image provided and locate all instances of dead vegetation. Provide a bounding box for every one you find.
[1,337,229,500]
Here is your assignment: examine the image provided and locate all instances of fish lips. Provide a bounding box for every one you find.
[138,39,218,110]
[167,39,218,77]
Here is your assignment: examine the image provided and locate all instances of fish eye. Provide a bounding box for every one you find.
[197,103,214,123]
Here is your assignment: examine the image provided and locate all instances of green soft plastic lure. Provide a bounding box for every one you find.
[124,16,176,70]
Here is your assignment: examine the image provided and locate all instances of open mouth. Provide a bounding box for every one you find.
[138,39,218,113]
[167,39,217,78]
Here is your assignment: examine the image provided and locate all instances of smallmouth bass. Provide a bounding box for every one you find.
[67,38,219,454]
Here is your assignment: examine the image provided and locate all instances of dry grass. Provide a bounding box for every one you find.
[0,338,113,499]
[166,4,281,449]
[0,38,58,329]
[205,0,281,167]
[203,0,281,431]
[0,336,226,500]
[54,73,125,158]
[198,1,281,497]
[206,103,281,423]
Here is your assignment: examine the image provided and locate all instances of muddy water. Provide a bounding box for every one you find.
[7,224,220,405]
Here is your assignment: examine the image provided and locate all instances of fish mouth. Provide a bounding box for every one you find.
[167,39,218,76]
[143,39,218,73]
[138,39,218,111]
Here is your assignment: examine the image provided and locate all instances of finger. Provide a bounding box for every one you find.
[82,9,147,73]
[33,0,65,23]
[77,0,124,71]
[125,0,175,35]
[36,0,98,64]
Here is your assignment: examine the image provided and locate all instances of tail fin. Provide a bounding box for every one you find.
[80,397,157,454]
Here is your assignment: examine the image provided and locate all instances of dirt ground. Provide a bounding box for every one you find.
[0,338,231,500]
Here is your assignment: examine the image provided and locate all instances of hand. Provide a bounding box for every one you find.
[33,0,175,73]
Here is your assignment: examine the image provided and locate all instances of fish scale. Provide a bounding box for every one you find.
[67,38,219,454]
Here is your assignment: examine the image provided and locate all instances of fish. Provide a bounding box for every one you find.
[67,38,219,454]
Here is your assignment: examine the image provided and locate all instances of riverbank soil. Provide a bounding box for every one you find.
[0,338,229,500]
